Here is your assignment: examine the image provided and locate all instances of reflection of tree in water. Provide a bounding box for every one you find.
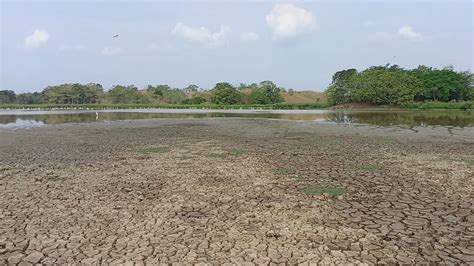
[325,111,474,127]
[0,115,17,124]
[1,110,472,127]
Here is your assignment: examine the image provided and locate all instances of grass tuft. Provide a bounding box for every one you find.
[357,163,383,171]
[229,148,245,157]
[139,146,170,154]
[273,167,291,174]
[303,186,348,196]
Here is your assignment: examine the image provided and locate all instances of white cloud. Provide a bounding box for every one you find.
[172,22,230,47]
[58,44,86,52]
[25,29,50,49]
[265,3,318,39]
[398,25,422,40]
[241,32,260,41]
[101,47,122,56]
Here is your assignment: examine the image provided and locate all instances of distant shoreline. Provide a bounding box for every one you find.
[0,101,472,111]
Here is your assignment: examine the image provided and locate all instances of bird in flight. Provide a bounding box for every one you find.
[112,34,119,38]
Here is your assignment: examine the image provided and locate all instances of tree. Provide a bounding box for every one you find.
[108,85,149,104]
[249,89,268,104]
[211,82,242,104]
[147,85,172,97]
[183,84,199,93]
[42,83,102,104]
[410,66,473,101]
[0,90,16,104]
[326,69,358,105]
[349,68,422,105]
[258,80,284,103]
[16,92,42,104]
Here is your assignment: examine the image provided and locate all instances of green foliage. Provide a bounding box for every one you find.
[326,69,358,105]
[410,66,473,101]
[303,186,348,196]
[181,96,207,105]
[357,163,384,171]
[211,82,242,104]
[42,83,103,104]
[258,80,284,104]
[273,167,291,174]
[249,89,268,104]
[108,85,150,104]
[326,65,473,106]
[16,92,43,104]
[229,148,245,156]
[350,68,422,105]
[0,90,16,104]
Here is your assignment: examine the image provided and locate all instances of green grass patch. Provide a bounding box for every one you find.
[303,186,348,196]
[273,167,291,174]
[229,148,245,156]
[357,163,384,171]
[380,137,396,144]
[139,146,170,154]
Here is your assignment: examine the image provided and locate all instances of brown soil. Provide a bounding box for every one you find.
[1,118,473,264]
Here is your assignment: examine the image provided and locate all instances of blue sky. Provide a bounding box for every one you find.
[1,0,472,92]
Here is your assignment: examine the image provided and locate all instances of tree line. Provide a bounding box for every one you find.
[2,65,472,107]
[0,81,285,105]
[325,65,473,105]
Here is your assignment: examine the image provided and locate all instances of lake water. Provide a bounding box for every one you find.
[0,109,472,129]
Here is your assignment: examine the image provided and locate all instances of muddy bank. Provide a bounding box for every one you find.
[1,118,473,264]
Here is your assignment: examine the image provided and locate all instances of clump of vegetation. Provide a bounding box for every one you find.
[229,148,245,157]
[303,186,348,196]
[380,137,396,144]
[325,64,473,107]
[139,146,170,154]
[273,167,291,174]
[357,163,384,171]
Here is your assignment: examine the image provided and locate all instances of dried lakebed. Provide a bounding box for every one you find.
[0,118,473,264]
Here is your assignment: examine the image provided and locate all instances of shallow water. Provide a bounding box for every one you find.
[0,109,472,129]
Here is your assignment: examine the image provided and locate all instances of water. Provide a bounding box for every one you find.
[0,109,472,129]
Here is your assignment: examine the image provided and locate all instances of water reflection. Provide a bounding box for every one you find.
[0,110,472,129]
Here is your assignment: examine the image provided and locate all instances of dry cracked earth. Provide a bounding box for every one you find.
[0,118,473,265]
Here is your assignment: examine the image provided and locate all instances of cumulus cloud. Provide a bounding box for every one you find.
[265,3,318,39]
[25,29,50,49]
[172,22,230,47]
[241,32,260,41]
[398,26,422,40]
[101,47,122,56]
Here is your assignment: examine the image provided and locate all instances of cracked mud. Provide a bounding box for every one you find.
[1,118,473,264]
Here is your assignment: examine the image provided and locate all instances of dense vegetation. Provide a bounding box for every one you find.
[0,81,290,107]
[326,65,473,106]
[1,65,472,110]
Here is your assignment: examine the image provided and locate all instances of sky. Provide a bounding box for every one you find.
[1,0,473,93]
